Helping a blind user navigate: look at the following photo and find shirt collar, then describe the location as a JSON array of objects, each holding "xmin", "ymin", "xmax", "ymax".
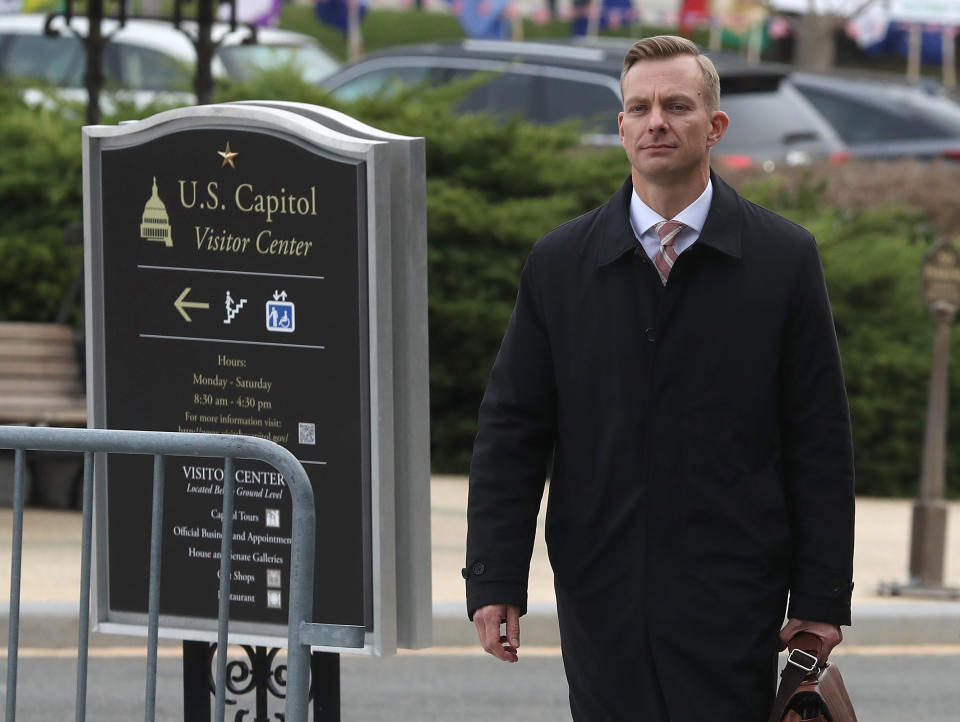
[
  {"xmin": 597, "ymin": 172, "xmax": 741, "ymax": 268},
  {"xmin": 629, "ymin": 179, "xmax": 713, "ymax": 239}
]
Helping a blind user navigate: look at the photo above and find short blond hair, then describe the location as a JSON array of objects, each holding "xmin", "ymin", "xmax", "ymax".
[{"xmin": 620, "ymin": 35, "xmax": 721, "ymax": 114}]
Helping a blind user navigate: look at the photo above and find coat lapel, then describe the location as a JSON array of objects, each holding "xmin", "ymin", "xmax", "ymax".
[
  {"xmin": 697, "ymin": 171, "xmax": 742, "ymax": 259},
  {"xmin": 596, "ymin": 177, "xmax": 638, "ymax": 268}
]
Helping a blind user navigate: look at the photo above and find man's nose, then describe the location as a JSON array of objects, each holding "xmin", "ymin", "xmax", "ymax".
[{"xmin": 647, "ymin": 104, "xmax": 667, "ymax": 132}]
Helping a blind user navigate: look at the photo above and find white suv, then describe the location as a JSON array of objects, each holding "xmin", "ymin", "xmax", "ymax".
[{"xmin": 0, "ymin": 14, "xmax": 339, "ymax": 108}]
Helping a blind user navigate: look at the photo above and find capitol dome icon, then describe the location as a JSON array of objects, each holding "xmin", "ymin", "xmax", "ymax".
[{"xmin": 140, "ymin": 176, "xmax": 173, "ymax": 247}]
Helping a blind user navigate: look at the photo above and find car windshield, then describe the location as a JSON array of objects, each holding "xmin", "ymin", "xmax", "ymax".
[
  {"xmin": 0, "ymin": 32, "xmax": 85, "ymax": 86},
  {"xmin": 793, "ymin": 80, "xmax": 960, "ymax": 144},
  {"xmin": 217, "ymin": 44, "xmax": 338, "ymax": 84}
]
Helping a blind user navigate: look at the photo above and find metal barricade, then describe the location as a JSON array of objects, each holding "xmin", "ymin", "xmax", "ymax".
[{"xmin": 0, "ymin": 426, "xmax": 321, "ymax": 722}]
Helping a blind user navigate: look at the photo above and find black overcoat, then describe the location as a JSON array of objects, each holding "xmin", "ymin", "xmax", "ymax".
[{"xmin": 465, "ymin": 173, "xmax": 855, "ymax": 721}]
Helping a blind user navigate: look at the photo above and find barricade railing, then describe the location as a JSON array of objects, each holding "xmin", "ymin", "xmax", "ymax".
[{"xmin": 0, "ymin": 426, "xmax": 324, "ymax": 722}]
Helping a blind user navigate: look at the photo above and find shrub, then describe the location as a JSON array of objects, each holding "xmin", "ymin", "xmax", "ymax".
[{"xmin": 0, "ymin": 84, "xmax": 84, "ymax": 322}]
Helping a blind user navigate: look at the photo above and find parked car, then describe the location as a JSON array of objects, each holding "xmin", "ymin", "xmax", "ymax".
[
  {"xmin": 790, "ymin": 72, "xmax": 960, "ymax": 161},
  {"xmin": 0, "ymin": 14, "xmax": 339, "ymax": 108},
  {"xmin": 320, "ymin": 39, "xmax": 851, "ymax": 172}
]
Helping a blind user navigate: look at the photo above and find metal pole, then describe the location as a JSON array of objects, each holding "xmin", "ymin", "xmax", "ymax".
[
  {"xmin": 908, "ymin": 302, "xmax": 956, "ymax": 587},
  {"xmin": 586, "ymin": 0, "xmax": 601, "ymax": 39},
  {"xmin": 75, "ymin": 452, "xmax": 95, "ymax": 722},
  {"xmin": 747, "ymin": 21, "xmax": 762, "ymax": 65},
  {"xmin": 944, "ymin": 26, "xmax": 957, "ymax": 90},
  {"xmin": 83, "ymin": 0, "xmax": 104, "ymax": 125},
  {"xmin": 347, "ymin": 0, "xmax": 363, "ymax": 61},
  {"xmin": 195, "ymin": 0, "xmax": 216, "ymax": 104},
  {"xmin": 144, "ymin": 455, "xmax": 165, "ymax": 722},
  {"xmin": 708, "ymin": 5, "xmax": 722, "ymax": 53},
  {"xmin": 907, "ymin": 24, "xmax": 922, "ymax": 82},
  {"xmin": 4, "ymin": 450, "xmax": 26, "ymax": 722},
  {"xmin": 214, "ymin": 457, "xmax": 236, "ymax": 722}
]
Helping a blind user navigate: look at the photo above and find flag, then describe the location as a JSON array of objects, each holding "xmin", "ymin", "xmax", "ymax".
[
  {"xmin": 448, "ymin": 0, "xmax": 512, "ymax": 40},
  {"xmin": 680, "ymin": 0, "xmax": 709, "ymax": 34},
  {"xmin": 315, "ymin": 0, "xmax": 368, "ymax": 34},
  {"xmin": 572, "ymin": 0, "xmax": 633, "ymax": 36}
]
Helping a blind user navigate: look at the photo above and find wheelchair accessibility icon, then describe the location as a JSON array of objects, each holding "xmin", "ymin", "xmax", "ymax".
[{"xmin": 266, "ymin": 291, "xmax": 295, "ymax": 333}]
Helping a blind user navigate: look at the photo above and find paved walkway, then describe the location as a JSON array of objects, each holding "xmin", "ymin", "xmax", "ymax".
[{"xmin": 1, "ymin": 478, "xmax": 958, "ymax": 647}]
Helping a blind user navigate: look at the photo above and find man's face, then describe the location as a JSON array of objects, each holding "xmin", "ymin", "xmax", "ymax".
[{"xmin": 618, "ymin": 55, "xmax": 728, "ymax": 186}]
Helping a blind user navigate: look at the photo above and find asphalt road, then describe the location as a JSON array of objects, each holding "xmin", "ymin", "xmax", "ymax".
[{"xmin": 1, "ymin": 647, "xmax": 959, "ymax": 721}]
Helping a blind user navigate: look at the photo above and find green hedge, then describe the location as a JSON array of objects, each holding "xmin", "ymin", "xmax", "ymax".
[
  {"xmin": 0, "ymin": 86, "xmax": 83, "ymax": 322},
  {"xmin": 0, "ymin": 74, "xmax": 956, "ymax": 496}
]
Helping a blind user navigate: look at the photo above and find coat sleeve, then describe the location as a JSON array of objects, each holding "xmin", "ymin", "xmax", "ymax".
[
  {"xmin": 780, "ymin": 237, "xmax": 856, "ymax": 626},
  {"xmin": 464, "ymin": 248, "xmax": 557, "ymax": 620}
]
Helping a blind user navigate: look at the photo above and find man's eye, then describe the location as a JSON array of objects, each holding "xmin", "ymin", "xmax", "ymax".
[
  {"xmin": 671, "ymin": 104, "xmax": 687, "ymax": 111},
  {"xmin": 631, "ymin": 105, "xmax": 646, "ymax": 112}
]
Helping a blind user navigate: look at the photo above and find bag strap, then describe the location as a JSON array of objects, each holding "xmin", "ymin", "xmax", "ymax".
[{"xmin": 766, "ymin": 633, "xmax": 825, "ymax": 722}]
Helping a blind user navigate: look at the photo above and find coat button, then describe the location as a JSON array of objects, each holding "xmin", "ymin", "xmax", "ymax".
[
  {"xmin": 471, "ymin": 561, "xmax": 486, "ymax": 577},
  {"xmin": 644, "ymin": 328, "xmax": 655, "ymax": 342}
]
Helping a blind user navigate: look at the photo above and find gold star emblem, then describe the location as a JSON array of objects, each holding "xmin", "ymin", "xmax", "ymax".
[{"xmin": 218, "ymin": 141, "xmax": 238, "ymax": 169}]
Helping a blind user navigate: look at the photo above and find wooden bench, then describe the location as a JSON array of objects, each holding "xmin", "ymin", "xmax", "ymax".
[{"xmin": 0, "ymin": 322, "xmax": 86, "ymax": 427}]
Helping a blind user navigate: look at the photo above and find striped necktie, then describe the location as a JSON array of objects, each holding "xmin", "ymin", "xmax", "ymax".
[{"xmin": 654, "ymin": 220, "xmax": 685, "ymax": 285}]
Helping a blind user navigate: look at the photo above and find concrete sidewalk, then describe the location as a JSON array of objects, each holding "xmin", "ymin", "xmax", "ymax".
[{"xmin": 1, "ymin": 478, "xmax": 959, "ymax": 648}]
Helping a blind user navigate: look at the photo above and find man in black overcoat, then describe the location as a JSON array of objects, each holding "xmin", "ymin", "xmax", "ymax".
[{"xmin": 463, "ymin": 35, "xmax": 855, "ymax": 721}]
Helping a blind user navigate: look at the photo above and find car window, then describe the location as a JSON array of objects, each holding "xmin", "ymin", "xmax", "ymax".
[
  {"xmin": 217, "ymin": 44, "xmax": 339, "ymax": 84},
  {"xmin": 718, "ymin": 86, "xmax": 833, "ymax": 154},
  {"xmin": 454, "ymin": 70, "xmax": 536, "ymax": 120},
  {"xmin": 0, "ymin": 32, "xmax": 85, "ymax": 86},
  {"xmin": 330, "ymin": 66, "xmax": 437, "ymax": 101},
  {"xmin": 109, "ymin": 43, "xmax": 192, "ymax": 91},
  {"xmin": 539, "ymin": 76, "xmax": 620, "ymax": 134},
  {"xmin": 794, "ymin": 84, "xmax": 960, "ymax": 143}
]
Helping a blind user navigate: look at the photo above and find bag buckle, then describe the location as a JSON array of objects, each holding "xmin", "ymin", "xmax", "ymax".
[{"xmin": 787, "ymin": 648, "xmax": 819, "ymax": 673}]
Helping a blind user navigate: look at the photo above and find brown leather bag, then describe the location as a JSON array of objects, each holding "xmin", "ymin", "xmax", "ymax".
[{"xmin": 767, "ymin": 633, "xmax": 857, "ymax": 722}]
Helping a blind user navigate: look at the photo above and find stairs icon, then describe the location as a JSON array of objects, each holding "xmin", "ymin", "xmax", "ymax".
[{"xmin": 224, "ymin": 294, "xmax": 247, "ymax": 324}]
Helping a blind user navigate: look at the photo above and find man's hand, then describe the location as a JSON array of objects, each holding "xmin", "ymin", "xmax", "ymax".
[
  {"xmin": 779, "ymin": 618, "xmax": 842, "ymax": 659},
  {"xmin": 474, "ymin": 603, "xmax": 521, "ymax": 663}
]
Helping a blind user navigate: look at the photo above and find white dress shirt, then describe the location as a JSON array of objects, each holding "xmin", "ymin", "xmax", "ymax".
[{"xmin": 628, "ymin": 180, "xmax": 714, "ymax": 262}]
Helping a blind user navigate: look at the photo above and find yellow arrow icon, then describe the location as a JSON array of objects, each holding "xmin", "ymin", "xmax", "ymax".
[{"xmin": 174, "ymin": 287, "xmax": 210, "ymax": 322}]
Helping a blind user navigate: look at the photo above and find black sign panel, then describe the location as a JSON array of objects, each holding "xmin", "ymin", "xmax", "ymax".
[{"xmin": 98, "ymin": 128, "xmax": 369, "ymax": 628}]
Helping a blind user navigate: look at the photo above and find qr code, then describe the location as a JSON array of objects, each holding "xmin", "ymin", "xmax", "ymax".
[{"xmin": 298, "ymin": 422, "xmax": 315, "ymax": 445}]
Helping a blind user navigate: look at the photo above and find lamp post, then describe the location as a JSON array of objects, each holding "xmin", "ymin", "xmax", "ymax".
[{"xmin": 885, "ymin": 239, "xmax": 960, "ymax": 598}]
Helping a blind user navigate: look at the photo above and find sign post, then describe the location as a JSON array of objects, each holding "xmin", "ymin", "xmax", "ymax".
[
  {"xmin": 883, "ymin": 239, "xmax": 960, "ymax": 598},
  {"xmin": 83, "ymin": 103, "xmax": 430, "ymax": 715}
]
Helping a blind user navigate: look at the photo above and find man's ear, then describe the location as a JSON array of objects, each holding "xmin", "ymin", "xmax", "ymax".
[
  {"xmin": 618, "ymin": 111, "xmax": 625, "ymax": 144},
  {"xmin": 706, "ymin": 110, "xmax": 729, "ymax": 148}
]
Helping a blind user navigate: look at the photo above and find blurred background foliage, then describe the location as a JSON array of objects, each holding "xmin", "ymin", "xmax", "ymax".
[{"xmin": 1, "ymin": 67, "xmax": 957, "ymax": 497}]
